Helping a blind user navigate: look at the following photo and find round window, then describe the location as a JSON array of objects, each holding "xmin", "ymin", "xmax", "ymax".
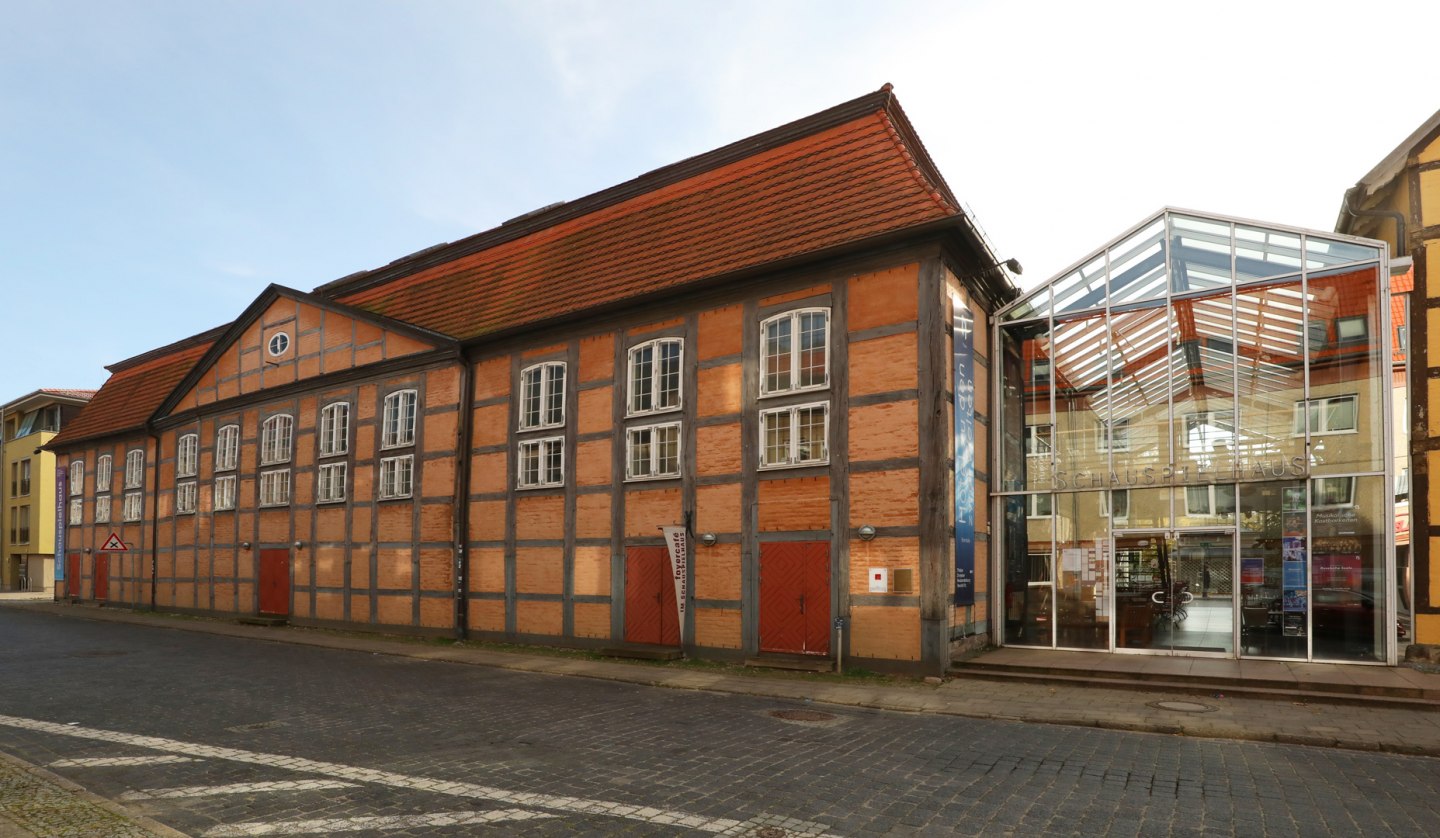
[{"xmin": 267, "ymin": 332, "xmax": 290, "ymax": 356}]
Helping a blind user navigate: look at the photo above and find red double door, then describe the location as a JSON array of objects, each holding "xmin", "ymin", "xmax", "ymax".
[
  {"xmin": 258, "ymin": 549, "xmax": 291, "ymax": 616},
  {"xmin": 759, "ymin": 541, "xmax": 831, "ymax": 656},
  {"xmin": 624, "ymin": 546, "xmax": 680, "ymax": 646}
]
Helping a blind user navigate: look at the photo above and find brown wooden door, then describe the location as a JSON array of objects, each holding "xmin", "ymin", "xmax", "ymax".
[
  {"xmin": 66, "ymin": 554, "xmax": 81, "ymax": 599},
  {"xmin": 624, "ymin": 546, "xmax": 679, "ymax": 646},
  {"xmin": 759, "ymin": 541, "xmax": 831, "ymax": 655},
  {"xmin": 94, "ymin": 554, "xmax": 109, "ymax": 601},
  {"xmin": 258, "ymin": 549, "xmax": 291, "ymax": 616}
]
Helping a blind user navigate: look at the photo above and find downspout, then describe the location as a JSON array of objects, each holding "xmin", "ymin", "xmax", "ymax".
[
  {"xmin": 1344, "ymin": 186, "xmax": 1407, "ymax": 254},
  {"xmin": 452, "ymin": 351, "xmax": 474, "ymax": 640},
  {"xmin": 148, "ymin": 424, "xmax": 160, "ymax": 612}
]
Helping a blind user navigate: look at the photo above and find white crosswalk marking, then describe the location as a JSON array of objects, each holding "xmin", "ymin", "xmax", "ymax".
[
  {"xmin": 202, "ymin": 809, "xmax": 557, "ymax": 836},
  {"xmin": 122, "ymin": 780, "xmax": 357, "ymax": 800},
  {"xmin": 49, "ymin": 756, "xmax": 200, "ymax": 768}
]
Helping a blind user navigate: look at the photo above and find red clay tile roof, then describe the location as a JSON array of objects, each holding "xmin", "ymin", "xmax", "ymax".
[
  {"xmin": 47, "ymin": 339, "xmax": 215, "ymax": 449},
  {"xmin": 38, "ymin": 388, "xmax": 97, "ymax": 401},
  {"xmin": 334, "ymin": 103, "xmax": 962, "ymax": 340}
]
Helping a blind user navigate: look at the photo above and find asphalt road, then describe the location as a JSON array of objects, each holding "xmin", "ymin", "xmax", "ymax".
[{"xmin": 1, "ymin": 606, "xmax": 1438, "ymax": 837}]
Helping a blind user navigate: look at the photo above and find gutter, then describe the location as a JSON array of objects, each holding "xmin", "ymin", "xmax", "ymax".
[{"xmin": 1343, "ymin": 186, "xmax": 1408, "ymax": 254}]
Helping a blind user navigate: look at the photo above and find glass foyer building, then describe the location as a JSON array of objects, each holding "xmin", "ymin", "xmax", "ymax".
[{"xmin": 993, "ymin": 209, "xmax": 1397, "ymax": 664}]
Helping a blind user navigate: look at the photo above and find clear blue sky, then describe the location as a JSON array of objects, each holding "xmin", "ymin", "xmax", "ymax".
[{"xmin": 3, "ymin": 0, "xmax": 1438, "ymax": 395}]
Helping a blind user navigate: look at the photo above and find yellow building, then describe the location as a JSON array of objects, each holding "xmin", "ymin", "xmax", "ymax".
[
  {"xmin": 0, "ymin": 390, "xmax": 94, "ymax": 593},
  {"xmin": 1337, "ymin": 109, "xmax": 1440, "ymax": 651}
]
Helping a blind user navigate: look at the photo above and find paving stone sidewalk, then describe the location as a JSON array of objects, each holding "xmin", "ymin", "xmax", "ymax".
[
  {"xmin": 15, "ymin": 602, "xmax": 1440, "ymax": 759},
  {"xmin": 0, "ymin": 750, "xmax": 184, "ymax": 838}
]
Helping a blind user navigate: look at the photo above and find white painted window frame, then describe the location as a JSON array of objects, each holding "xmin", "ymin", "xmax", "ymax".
[
  {"xmin": 215, "ymin": 425, "xmax": 240, "ymax": 472},
  {"xmin": 378, "ymin": 455, "xmax": 413, "ymax": 500},
  {"xmin": 124, "ymin": 449, "xmax": 145, "ymax": 489},
  {"xmin": 517, "ymin": 436, "xmax": 565, "ymax": 489},
  {"xmin": 95, "ymin": 454, "xmax": 112, "ymax": 493},
  {"xmin": 175, "ymin": 481, "xmax": 197, "ymax": 515},
  {"xmin": 758, "ymin": 401, "xmax": 830, "ymax": 469},
  {"xmin": 625, "ymin": 421, "xmax": 682, "ymax": 481},
  {"xmin": 758, "ymin": 307, "xmax": 830, "ymax": 398},
  {"xmin": 319, "ymin": 402, "xmax": 350, "ymax": 457},
  {"xmin": 381, "ymin": 390, "xmax": 418, "ymax": 449},
  {"xmin": 318, "ymin": 461, "xmax": 348, "ymax": 504},
  {"xmin": 259, "ymin": 468, "xmax": 291, "ymax": 507},
  {"xmin": 260, "ymin": 414, "xmax": 294, "ymax": 466},
  {"xmin": 519, "ymin": 363, "xmax": 567, "ymax": 430},
  {"xmin": 176, "ymin": 433, "xmax": 199, "ymax": 478},
  {"xmin": 627, "ymin": 338, "xmax": 684, "ymax": 416},
  {"xmin": 68, "ymin": 460, "xmax": 84, "ymax": 495},
  {"xmin": 213, "ymin": 475, "xmax": 237, "ymax": 511}
]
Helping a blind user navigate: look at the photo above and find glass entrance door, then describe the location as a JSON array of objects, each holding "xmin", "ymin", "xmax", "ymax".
[{"xmin": 1114, "ymin": 530, "xmax": 1233, "ymax": 655}]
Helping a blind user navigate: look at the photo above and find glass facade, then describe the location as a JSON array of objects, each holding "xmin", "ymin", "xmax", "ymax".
[{"xmin": 995, "ymin": 210, "xmax": 1394, "ymax": 664}]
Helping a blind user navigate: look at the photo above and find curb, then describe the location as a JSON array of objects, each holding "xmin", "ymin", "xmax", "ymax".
[{"xmin": 0, "ymin": 750, "xmax": 189, "ymax": 838}]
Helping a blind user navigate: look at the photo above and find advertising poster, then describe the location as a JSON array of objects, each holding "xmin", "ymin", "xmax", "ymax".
[
  {"xmin": 661, "ymin": 526, "xmax": 688, "ymax": 644},
  {"xmin": 1240, "ymin": 557, "xmax": 1264, "ymax": 586},
  {"xmin": 952, "ymin": 300, "xmax": 975, "ymax": 606},
  {"xmin": 54, "ymin": 466, "xmax": 67, "ymax": 585}
]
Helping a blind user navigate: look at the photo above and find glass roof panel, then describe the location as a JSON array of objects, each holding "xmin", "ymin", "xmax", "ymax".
[
  {"xmin": 1052, "ymin": 256, "xmax": 1107, "ymax": 315},
  {"xmin": 1108, "ymin": 219, "xmax": 1167, "ymax": 306},
  {"xmin": 1001, "ymin": 285, "xmax": 1051, "ymax": 322},
  {"xmin": 1169, "ymin": 215, "xmax": 1233, "ymax": 294},
  {"xmin": 1235, "ymin": 224, "xmax": 1303, "ymax": 284},
  {"xmin": 1304, "ymin": 235, "xmax": 1381, "ymax": 269}
]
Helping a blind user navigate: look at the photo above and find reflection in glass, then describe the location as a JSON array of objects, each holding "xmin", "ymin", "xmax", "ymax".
[
  {"xmin": 1235, "ymin": 280, "xmax": 1306, "ymax": 477},
  {"xmin": 1104, "ymin": 306, "xmax": 1172, "ymax": 475},
  {"xmin": 1053, "ymin": 256, "xmax": 1107, "ymax": 315},
  {"xmin": 1054, "ymin": 492, "xmax": 1108, "ymax": 649},
  {"xmin": 1305, "ymin": 265, "xmax": 1384, "ymax": 476},
  {"xmin": 1235, "ymin": 225, "xmax": 1303, "ymax": 283},
  {"xmin": 1312, "ymin": 475, "xmax": 1386, "ymax": 662},
  {"xmin": 1000, "ymin": 322, "xmax": 1053, "ymax": 492},
  {"xmin": 1109, "ymin": 219, "xmax": 1166, "ymax": 305},
  {"xmin": 1003, "ymin": 495, "xmax": 1053, "ymax": 646},
  {"xmin": 1239, "ymin": 481, "xmax": 1306, "ymax": 659},
  {"xmin": 1171, "ymin": 288, "xmax": 1237, "ymax": 481},
  {"xmin": 1051, "ymin": 311, "xmax": 1109, "ymax": 482},
  {"xmin": 1169, "ymin": 215, "xmax": 1233, "ymax": 294}
]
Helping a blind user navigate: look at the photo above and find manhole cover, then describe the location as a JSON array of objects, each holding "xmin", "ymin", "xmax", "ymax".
[
  {"xmin": 1149, "ymin": 700, "xmax": 1216, "ymax": 713},
  {"xmin": 767, "ymin": 709, "xmax": 837, "ymax": 723},
  {"xmin": 66, "ymin": 650, "xmax": 129, "ymax": 658}
]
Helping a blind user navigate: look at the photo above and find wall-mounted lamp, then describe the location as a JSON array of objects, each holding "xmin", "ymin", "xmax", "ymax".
[
  {"xmin": 293, "ymin": 540, "xmax": 306, "ymax": 550},
  {"xmin": 240, "ymin": 541, "xmax": 252, "ymax": 551},
  {"xmin": 987, "ymin": 257, "xmax": 1023, "ymax": 276},
  {"xmin": 699, "ymin": 533, "xmax": 718, "ymax": 547},
  {"xmin": 84, "ymin": 547, "xmax": 92, "ymax": 555},
  {"xmin": 857, "ymin": 525, "xmax": 877, "ymax": 541}
]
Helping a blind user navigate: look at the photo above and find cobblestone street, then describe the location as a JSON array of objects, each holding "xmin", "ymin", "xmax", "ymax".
[{"xmin": 3, "ymin": 606, "xmax": 1439, "ymax": 836}]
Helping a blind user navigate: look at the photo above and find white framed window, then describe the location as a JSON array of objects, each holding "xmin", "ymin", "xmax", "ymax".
[
  {"xmin": 319, "ymin": 402, "xmax": 350, "ymax": 457},
  {"xmin": 1026, "ymin": 493, "xmax": 1052, "ymax": 517},
  {"xmin": 1031, "ymin": 358, "xmax": 1052, "ymax": 385},
  {"xmin": 68, "ymin": 460, "xmax": 84, "ymax": 495},
  {"xmin": 260, "ymin": 414, "xmax": 294, "ymax": 465},
  {"xmin": 267, "ymin": 331, "xmax": 290, "ymax": 356},
  {"xmin": 626, "ymin": 422, "xmax": 681, "ymax": 480},
  {"xmin": 213, "ymin": 475, "xmax": 237, "ymax": 511},
  {"xmin": 259, "ymin": 469, "xmax": 291, "ymax": 507},
  {"xmin": 378, "ymin": 455, "xmax": 413, "ymax": 499},
  {"xmin": 124, "ymin": 449, "xmax": 145, "ymax": 488},
  {"xmin": 1336, "ymin": 315, "xmax": 1368, "ymax": 344},
  {"xmin": 318, "ymin": 462, "xmax": 347, "ymax": 503},
  {"xmin": 1183, "ymin": 410, "xmax": 1234, "ymax": 452},
  {"xmin": 1312, "ymin": 476, "xmax": 1356, "ymax": 508},
  {"xmin": 519, "ymin": 363, "xmax": 566, "ymax": 430},
  {"xmin": 518, "ymin": 437, "xmax": 564, "ymax": 489},
  {"xmin": 760, "ymin": 308, "xmax": 829, "ymax": 396},
  {"xmin": 175, "ymin": 482, "xmax": 197, "ymax": 515},
  {"xmin": 1024, "ymin": 424, "xmax": 1052, "ymax": 458},
  {"xmin": 381, "ymin": 390, "xmax": 418, "ymax": 449},
  {"xmin": 96, "ymin": 454, "xmax": 112, "ymax": 493},
  {"xmin": 176, "ymin": 433, "xmax": 199, "ymax": 478},
  {"xmin": 759, "ymin": 402, "xmax": 829, "ymax": 469},
  {"xmin": 1293, "ymin": 395, "xmax": 1357, "ymax": 436},
  {"xmin": 1185, "ymin": 483, "xmax": 1237, "ymax": 516},
  {"xmin": 1096, "ymin": 418, "xmax": 1131, "ymax": 453},
  {"xmin": 95, "ymin": 495, "xmax": 111, "ymax": 524},
  {"xmin": 67, "ymin": 497, "xmax": 82, "ymax": 526},
  {"xmin": 1100, "ymin": 489, "xmax": 1129, "ymax": 522},
  {"xmin": 122, "ymin": 491, "xmax": 143, "ymax": 522},
  {"xmin": 628, "ymin": 338, "xmax": 683, "ymax": 415},
  {"xmin": 215, "ymin": 425, "xmax": 240, "ymax": 472}
]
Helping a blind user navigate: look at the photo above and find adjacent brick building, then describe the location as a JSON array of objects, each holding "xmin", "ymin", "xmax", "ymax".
[{"xmin": 46, "ymin": 86, "xmax": 1015, "ymax": 675}]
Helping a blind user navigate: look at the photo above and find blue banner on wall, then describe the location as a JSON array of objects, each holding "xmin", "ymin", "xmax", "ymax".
[
  {"xmin": 953, "ymin": 301, "xmax": 975, "ymax": 606},
  {"xmin": 55, "ymin": 465, "xmax": 66, "ymax": 583}
]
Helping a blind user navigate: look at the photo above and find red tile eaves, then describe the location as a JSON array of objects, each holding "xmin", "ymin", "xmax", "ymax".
[{"xmin": 47, "ymin": 341, "xmax": 214, "ymax": 450}]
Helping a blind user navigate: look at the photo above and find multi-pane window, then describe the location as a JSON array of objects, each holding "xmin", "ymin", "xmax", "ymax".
[
  {"xmin": 259, "ymin": 469, "xmax": 291, "ymax": 506},
  {"xmin": 760, "ymin": 309, "xmax": 829, "ymax": 395},
  {"xmin": 1185, "ymin": 483, "xmax": 1237, "ymax": 516},
  {"xmin": 68, "ymin": 460, "xmax": 83, "ymax": 495},
  {"xmin": 626, "ymin": 422, "xmax": 681, "ymax": 480},
  {"xmin": 95, "ymin": 455, "xmax": 112, "ymax": 494},
  {"xmin": 1336, "ymin": 315, "xmax": 1368, "ymax": 344},
  {"xmin": 1293, "ymin": 395, "xmax": 1357, "ymax": 435},
  {"xmin": 1100, "ymin": 489, "xmax": 1129, "ymax": 521},
  {"xmin": 176, "ymin": 433, "xmax": 198, "ymax": 478},
  {"xmin": 68, "ymin": 497, "xmax": 82, "ymax": 525},
  {"xmin": 1026, "ymin": 494, "xmax": 1052, "ymax": 517},
  {"xmin": 519, "ymin": 363, "xmax": 566, "ymax": 429},
  {"xmin": 318, "ymin": 462, "xmax": 348, "ymax": 503},
  {"xmin": 628, "ymin": 339, "xmax": 682, "ymax": 415},
  {"xmin": 1312, "ymin": 476, "xmax": 1356, "ymax": 508},
  {"xmin": 759, "ymin": 403, "xmax": 829, "ymax": 468},
  {"xmin": 1096, "ymin": 418, "xmax": 1131, "ymax": 453},
  {"xmin": 1024, "ymin": 424, "xmax": 1052, "ymax": 457},
  {"xmin": 319, "ymin": 402, "xmax": 350, "ymax": 456},
  {"xmin": 260, "ymin": 415, "xmax": 294, "ymax": 464},
  {"xmin": 122, "ymin": 491, "xmax": 143, "ymax": 522},
  {"xmin": 213, "ymin": 475, "xmax": 237, "ymax": 511},
  {"xmin": 95, "ymin": 495, "xmax": 111, "ymax": 524},
  {"xmin": 175, "ymin": 481, "xmax": 197, "ymax": 515},
  {"xmin": 378, "ymin": 456, "xmax": 413, "ymax": 500},
  {"xmin": 381, "ymin": 391, "xmax": 417, "ymax": 448},
  {"xmin": 1183, "ymin": 411, "xmax": 1234, "ymax": 452},
  {"xmin": 518, "ymin": 438, "xmax": 564, "ymax": 489},
  {"xmin": 124, "ymin": 450, "xmax": 145, "ymax": 488},
  {"xmin": 9, "ymin": 460, "xmax": 30, "ymax": 496},
  {"xmin": 215, "ymin": 425, "xmax": 240, "ymax": 472}
]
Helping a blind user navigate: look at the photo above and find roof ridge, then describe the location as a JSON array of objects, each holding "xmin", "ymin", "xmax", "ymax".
[{"xmin": 106, "ymin": 324, "xmax": 231, "ymax": 373}]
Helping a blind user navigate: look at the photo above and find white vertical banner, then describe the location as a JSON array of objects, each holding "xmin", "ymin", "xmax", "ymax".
[{"xmin": 661, "ymin": 526, "xmax": 688, "ymax": 645}]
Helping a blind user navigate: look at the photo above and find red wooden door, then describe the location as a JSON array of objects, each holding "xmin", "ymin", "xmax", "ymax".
[
  {"xmin": 94, "ymin": 554, "xmax": 109, "ymax": 601},
  {"xmin": 624, "ymin": 546, "xmax": 679, "ymax": 646},
  {"xmin": 66, "ymin": 554, "xmax": 81, "ymax": 599},
  {"xmin": 759, "ymin": 541, "xmax": 831, "ymax": 655},
  {"xmin": 258, "ymin": 549, "xmax": 291, "ymax": 616}
]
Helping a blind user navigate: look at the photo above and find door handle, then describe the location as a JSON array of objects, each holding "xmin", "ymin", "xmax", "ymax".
[
  {"xmin": 1151, "ymin": 591, "xmax": 1165, "ymax": 605},
  {"xmin": 1181, "ymin": 591, "xmax": 1194, "ymax": 604}
]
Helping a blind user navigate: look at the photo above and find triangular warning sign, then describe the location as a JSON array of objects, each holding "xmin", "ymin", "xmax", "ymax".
[{"xmin": 100, "ymin": 532, "xmax": 128, "ymax": 551}]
